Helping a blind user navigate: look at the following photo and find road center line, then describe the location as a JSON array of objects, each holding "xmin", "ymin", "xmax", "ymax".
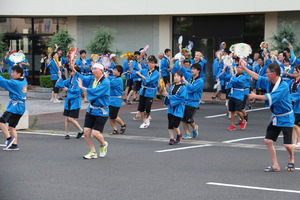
[
  {"xmin": 155, "ymin": 144, "xmax": 212, "ymax": 153},
  {"xmin": 205, "ymin": 107, "xmax": 269, "ymax": 119},
  {"xmin": 207, "ymin": 182, "xmax": 300, "ymax": 194}
]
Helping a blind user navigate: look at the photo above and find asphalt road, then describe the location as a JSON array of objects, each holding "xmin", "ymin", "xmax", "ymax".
[{"xmin": 1, "ymin": 103, "xmax": 300, "ymax": 200}]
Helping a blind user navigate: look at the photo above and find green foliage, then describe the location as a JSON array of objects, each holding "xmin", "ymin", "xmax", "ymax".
[
  {"xmin": 270, "ymin": 21, "xmax": 300, "ymax": 55},
  {"xmin": 0, "ymin": 73, "xmax": 10, "ymax": 79},
  {"xmin": 0, "ymin": 34, "xmax": 8, "ymax": 59},
  {"xmin": 39, "ymin": 75, "xmax": 53, "ymax": 88},
  {"xmin": 86, "ymin": 26, "xmax": 116, "ymax": 54},
  {"xmin": 47, "ymin": 30, "xmax": 75, "ymax": 56}
]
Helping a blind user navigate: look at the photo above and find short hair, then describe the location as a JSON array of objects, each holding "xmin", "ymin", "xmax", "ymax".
[
  {"xmin": 283, "ymin": 48, "xmax": 290, "ymax": 53},
  {"xmin": 164, "ymin": 48, "xmax": 171, "ymax": 54},
  {"xmin": 283, "ymin": 58, "xmax": 290, "ymax": 63},
  {"xmin": 104, "ymin": 50, "xmax": 111, "ymax": 55},
  {"xmin": 12, "ymin": 65, "xmax": 24, "ymax": 76},
  {"xmin": 294, "ymin": 65, "xmax": 300, "ymax": 73},
  {"xmin": 114, "ymin": 65, "xmax": 123, "ymax": 75},
  {"xmin": 191, "ymin": 63, "xmax": 202, "ymax": 72},
  {"xmin": 74, "ymin": 66, "xmax": 81, "ymax": 73},
  {"xmin": 134, "ymin": 51, "xmax": 141, "ymax": 56},
  {"xmin": 79, "ymin": 50, "xmax": 86, "ymax": 55},
  {"xmin": 183, "ymin": 59, "xmax": 191, "ymax": 64},
  {"xmin": 41, "ymin": 51, "xmax": 47, "ymax": 56},
  {"xmin": 175, "ymin": 71, "xmax": 183, "ymax": 78},
  {"xmin": 267, "ymin": 63, "xmax": 281, "ymax": 76},
  {"xmin": 148, "ymin": 55, "xmax": 158, "ymax": 63},
  {"xmin": 257, "ymin": 56, "xmax": 264, "ymax": 60},
  {"xmin": 51, "ymin": 52, "xmax": 57, "ymax": 58}
]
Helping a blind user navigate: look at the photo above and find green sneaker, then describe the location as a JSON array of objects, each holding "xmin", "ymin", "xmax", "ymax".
[
  {"xmin": 99, "ymin": 141, "xmax": 108, "ymax": 158},
  {"xmin": 182, "ymin": 133, "xmax": 192, "ymax": 139},
  {"xmin": 83, "ymin": 151, "xmax": 98, "ymax": 159}
]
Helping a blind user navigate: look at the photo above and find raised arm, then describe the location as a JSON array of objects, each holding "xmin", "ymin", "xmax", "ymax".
[{"xmin": 239, "ymin": 60, "xmax": 259, "ymax": 80}]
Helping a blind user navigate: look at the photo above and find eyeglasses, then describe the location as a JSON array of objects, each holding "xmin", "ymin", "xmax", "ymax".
[{"xmin": 266, "ymin": 71, "xmax": 274, "ymax": 74}]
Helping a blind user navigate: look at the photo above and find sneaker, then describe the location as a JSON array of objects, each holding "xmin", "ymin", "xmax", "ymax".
[
  {"xmin": 175, "ymin": 134, "xmax": 182, "ymax": 144},
  {"xmin": 58, "ymin": 97, "xmax": 64, "ymax": 100},
  {"xmin": 76, "ymin": 131, "xmax": 84, "ymax": 139},
  {"xmin": 239, "ymin": 121, "xmax": 247, "ymax": 130},
  {"xmin": 126, "ymin": 100, "xmax": 132, "ymax": 105},
  {"xmin": 146, "ymin": 117, "xmax": 150, "ymax": 126},
  {"xmin": 50, "ymin": 99, "xmax": 54, "ymax": 102},
  {"xmin": 139, "ymin": 123, "xmax": 148, "ymax": 129},
  {"xmin": 53, "ymin": 99, "xmax": 62, "ymax": 103},
  {"xmin": 3, "ymin": 137, "xmax": 15, "ymax": 150},
  {"xmin": 192, "ymin": 125, "xmax": 199, "ymax": 138},
  {"xmin": 169, "ymin": 139, "xmax": 175, "ymax": 145},
  {"xmin": 99, "ymin": 141, "xmax": 108, "ymax": 158},
  {"xmin": 65, "ymin": 135, "xmax": 70, "ymax": 139},
  {"xmin": 182, "ymin": 133, "xmax": 192, "ymax": 139},
  {"xmin": 227, "ymin": 125, "xmax": 236, "ymax": 131},
  {"xmin": 293, "ymin": 143, "xmax": 300, "ymax": 149},
  {"xmin": 3, "ymin": 145, "xmax": 19, "ymax": 151},
  {"xmin": 83, "ymin": 151, "xmax": 98, "ymax": 159}
]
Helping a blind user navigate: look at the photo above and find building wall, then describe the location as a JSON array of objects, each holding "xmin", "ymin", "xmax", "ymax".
[
  {"xmin": 74, "ymin": 16, "xmax": 160, "ymax": 62},
  {"xmin": 1, "ymin": 0, "xmax": 300, "ymax": 16}
]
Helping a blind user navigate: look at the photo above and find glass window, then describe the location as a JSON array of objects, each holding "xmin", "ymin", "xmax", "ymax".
[{"xmin": 0, "ymin": 18, "xmax": 32, "ymax": 34}]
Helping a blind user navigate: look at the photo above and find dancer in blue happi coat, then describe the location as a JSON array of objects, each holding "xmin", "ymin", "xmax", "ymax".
[
  {"xmin": 180, "ymin": 63, "xmax": 204, "ymax": 139},
  {"xmin": 107, "ymin": 65, "xmax": 126, "ymax": 135},
  {"xmin": 136, "ymin": 55, "xmax": 159, "ymax": 129},
  {"xmin": 56, "ymin": 66, "xmax": 84, "ymax": 140},
  {"xmin": 0, "ymin": 65, "xmax": 27, "ymax": 151},
  {"xmin": 164, "ymin": 71, "xmax": 187, "ymax": 145},
  {"xmin": 72, "ymin": 62, "xmax": 110, "ymax": 159},
  {"xmin": 241, "ymin": 61, "xmax": 295, "ymax": 172}
]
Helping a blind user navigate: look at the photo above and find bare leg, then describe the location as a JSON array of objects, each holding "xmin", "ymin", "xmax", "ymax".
[
  {"xmin": 182, "ymin": 122, "xmax": 190, "ymax": 135},
  {"xmin": 84, "ymin": 128, "xmax": 96, "ymax": 152},
  {"xmin": 92, "ymin": 130, "xmax": 106, "ymax": 146},
  {"xmin": 168, "ymin": 129, "xmax": 174, "ymax": 139},
  {"xmin": 109, "ymin": 118, "xmax": 117, "ymax": 131},
  {"xmin": 115, "ymin": 117, "xmax": 125, "ymax": 126},
  {"xmin": 284, "ymin": 144, "xmax": 295, "ymax": 165},
  {"xmin": 230, "ymin": 111, "xmax": 236, "ymax": 126},
  {"xmin": 140, "ymin": 112, "xmax": 146, "ymax": 124},
  {"xmin": 9, "ymin": 127, "xmax": 18, "ymax": 144},
  {"xmin": 65, "ymin": 117, "xmax": 70, "ymax": 134},
  {"xmin": 0, "ymin": 122, "xmax": 10, "ymax": 138},
  {"xmin": 68, "ymin": 117, "xmax": 83, "ymax": 132},
  {"xmin": 264, "ymin": 139, "xmax": 280, "ymax": 170}
]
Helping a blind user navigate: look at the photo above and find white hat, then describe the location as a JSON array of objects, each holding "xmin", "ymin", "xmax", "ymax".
[
  {"xmin": 92, "ymin": 63, "xmax": 104, "ymax": 70},
  {"xmin": 110, "ymin": 54, "xmax": 116, "ymax": 59}
]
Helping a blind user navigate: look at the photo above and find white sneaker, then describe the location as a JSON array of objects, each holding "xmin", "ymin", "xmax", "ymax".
[
  {"xmin": 83, "ymin": 151, "xmax": 98, "ymax": 159},
  {"xmin": 146, "ymin": 117, "xmax": 150, "ymax": 126},
  {"xmin": 53, "ymin": 99, "xmax": 62, "ymax": 103},
  {"xmin": 139, "ymin": 123, "xmax": 148, "ymax": 129},
  {"xmin": 294, "ymin": 143, "xmax": 300, "ymax": 149},
  {"xmin": 99, "ymin": 141, "xmax": 108, "ymax": 158},
  {"xmin": 50, "ymin": 99, "xmax": 54, "ymax": 102}
]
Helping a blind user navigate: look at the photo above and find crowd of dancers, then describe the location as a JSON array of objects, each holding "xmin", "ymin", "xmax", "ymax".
[{"xmin": 0, "ymin": 40, "xmax": 299, "ymax": 171}]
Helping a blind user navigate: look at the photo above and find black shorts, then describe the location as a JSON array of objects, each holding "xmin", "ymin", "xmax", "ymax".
[
  {"xmin": 163, "ymin": 76, "xmax": 170, "ymax": 84},
  {"xmin": 168, "ymin": 114, "xmax": 182, "ymax": 129},
  {"xmin": 63, "ymin": 109, "xmax": 80, "ymax": 119},
  {"xmin": 294, "ymin": 113, "xmax": 300, "ymax": 126},
  {"xmin": 228, "ymin": 97, "xmax": 244, "ymax": 112},
  {"xmin": 265, "ymin": 122, "xmax": 293, "ymax": 144},
  {"xmin": 0, "ymin": 111, "xmax": 23, "ymax": 128},
  {"xmin": 109, "ymin": 106, "xmax": 120, "ymax": 119},
  {"xmin": 52, "ymin": 80, "xmax": 59, "ymax": 93},
  {"xmin": 225, "ymin": 89, "xmax": 231, "ymax": 99},
  {"xmin": 221, "ymin": 85, "xmax": 226, "ymax": 94},
  {"xmin": 182, "ymin": 105, "xmax": 197, "ymax": 124},
  {"xmin": 137, "ymin": 96, "xmax": 153, "ymax": 113},
  {"xmin": 126, "ymin": 79, "xmax": 133, "ymax": 87},
  {"xmin": 84, "ymin": 112, "xmax": 108, "ymax": 132},
  {"xmin": 133, "ymin": 81, "xmax": 141, "ymax": 92}
]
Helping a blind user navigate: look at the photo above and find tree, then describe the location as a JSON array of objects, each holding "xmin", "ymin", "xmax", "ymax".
[
  {"xmin": 47, "ymin": 29, "xmax": 75, "ymax": 56},
  {"xmin": 0, "ymin": 33, "xmax": 8, "ymax": 60},
  {"xmin": 86, "ymin": 26, "xmax": 116, "ymax": 54},
  {"xmin": 270, "ymin": 21, "xmax": 300, "ymax": 55}
]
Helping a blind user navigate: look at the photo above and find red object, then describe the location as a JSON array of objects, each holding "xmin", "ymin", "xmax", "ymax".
[{"xmin": 227, "ymin": 125, "xmax": 236, "ymax": 131}]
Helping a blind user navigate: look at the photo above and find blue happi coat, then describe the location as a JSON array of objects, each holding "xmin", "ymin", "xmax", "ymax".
[
  {"xmin": 109, "ymin": 76, "xmax": 123, "ymax": 107},
  {"xmin": 160, "ymin": 57, "xmax": 170, "ymax": 77},
  {"xmin": 55, "ymin": 74, "xmax": 82, "ymax": 111},
  {"xmin": 257, "ymin": 76, "xmax": 294, "ymax": 127},
  {"xmin": 166, "ymin": 84, "xmax": 187, "ymax": 118},
  {"xmin": 227, "ymin": 72, "xmax": 250, "ymax": 101},
  {"xmin": 76, "ymin": 72, "xmax": 110, "ymax": 117},
  {"xmin": 0, "ymin": 76, "xmax": 27, "ymax": 115},
  {"xmin": 139, "ymin": 69, "xmax": 159, "ymax": 98},
  {"xmin": 75, "ymin": 58, "xmax": 92, "ymax": 75}
]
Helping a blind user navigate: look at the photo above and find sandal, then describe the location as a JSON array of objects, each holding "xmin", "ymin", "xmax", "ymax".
[
  {"xmin": 109, "ymin": 130, "xmax": 119, "ymax": 135},
  {"xmin": 286, "ymin": 163, "xmax": 295, "ymax": 172},
  {"xmin": 264, "ymin": 165, "xmax": 280, "ymax": 172},
  {"xmin": 119, "ymin": 124, "xmax": 126, "ymax": 134}
]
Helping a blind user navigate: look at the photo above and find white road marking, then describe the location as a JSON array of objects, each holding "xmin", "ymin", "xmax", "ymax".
[
  {"xmin": 155, "ymin": 144, "xmax": 212, "ymax": 153},
  {"xmin": 207, "ymin": 182, "xmax": 300, "ymax": 194},
  {"xmin": 131, "ymin": 107, "xmax": 167, "ymax": 114},
  {"xmin": 205, "ymin": 107, "xmax": 269, "ymax": 119},
  {"xmin": 223, "ymin": 135, "xmax": 283, "ymax": 143}
]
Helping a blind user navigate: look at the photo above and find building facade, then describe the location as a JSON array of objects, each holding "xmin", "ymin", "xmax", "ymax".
[{"xmin": 1, "ymin": 0, "xmax": 300, "ymax": 88}]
